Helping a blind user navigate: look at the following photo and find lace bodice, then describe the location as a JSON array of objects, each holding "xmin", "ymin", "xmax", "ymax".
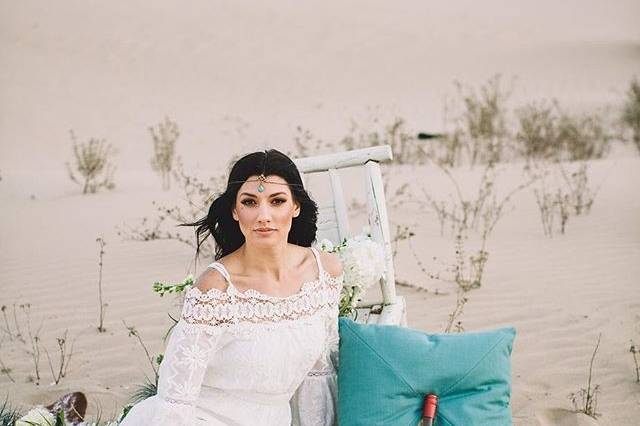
[
  {"xmin": 120, "ymin": 246, "xmax": 343, "ymax": 426},
  {"xmin": 182, "ymin": 266, "xmax": 342, "ymax": 331}
]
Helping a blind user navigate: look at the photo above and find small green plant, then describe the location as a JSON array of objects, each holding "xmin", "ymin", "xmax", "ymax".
[
  {"xmin": 149, "ymin": 117, "xmax": 180, "ymax": 190},
  {"xmin": 0, "ymin": 395, "xmax": 21, "ymax": 426},
  {"xmin": 622, "ymin": 76, "xmax": 640, "ymax": 153},
  {"xmin": 152, "ymin": 274, "xmax": 194, "ymax": 297},
  {"xmin": 569, "ymin": 333, "xmax": 602, "ymax": 419},
  {"xmin": 65, "ymin": 130, "xmax": 116, "ymax": 194},
  {"xmin": 130, "ymin": 374, "xmax": 158, "ymax": 405}
]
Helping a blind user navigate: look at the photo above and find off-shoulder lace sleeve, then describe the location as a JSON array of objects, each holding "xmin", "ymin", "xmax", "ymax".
[
  {"xmin": 145, "ymin": 287, "xmax": 229, "ymax": 425},
  {"xmin": 290, "ymin": 272, "xmax": 343, "ymax": 426}
]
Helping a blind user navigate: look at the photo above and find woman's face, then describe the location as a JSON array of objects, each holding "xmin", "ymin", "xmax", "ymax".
[{"xmin": 232, "ymin": 174, "xmax": 300, "ymax": 245}]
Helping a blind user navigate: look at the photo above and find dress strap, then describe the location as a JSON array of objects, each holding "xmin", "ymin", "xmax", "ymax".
[
  {"xmin": 309, "ymin": 246, "xmax": 324, "ymax": 281},
  {"xmin": 206, "ymin": 261, "xmax": 232, "ymax": 285}
]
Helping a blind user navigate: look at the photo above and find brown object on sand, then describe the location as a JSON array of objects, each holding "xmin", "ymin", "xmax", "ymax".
[{"xmin": 45, "ymin": 392, "xmax": 87, "ymax": 425}]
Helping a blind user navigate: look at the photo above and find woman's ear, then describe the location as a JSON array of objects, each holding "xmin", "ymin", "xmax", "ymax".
[{"xmin": 293, "ymin": 201, "xmax": 300, "ymax": 217}]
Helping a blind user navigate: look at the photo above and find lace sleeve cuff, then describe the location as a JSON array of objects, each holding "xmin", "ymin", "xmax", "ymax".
[{"xmin": 148, "ymin": 396, "xmax": 196, "ymax": 425}]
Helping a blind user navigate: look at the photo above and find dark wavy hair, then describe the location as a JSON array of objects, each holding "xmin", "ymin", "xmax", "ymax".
[{"xmin": 181, "ymin": 149, "xmax": 318, "ymax": 262}]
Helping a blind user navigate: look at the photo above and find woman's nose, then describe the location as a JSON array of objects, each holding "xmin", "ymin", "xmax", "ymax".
[{"xmin": 257, "ymin": 202, "xmax": 273, "ymax": 220}]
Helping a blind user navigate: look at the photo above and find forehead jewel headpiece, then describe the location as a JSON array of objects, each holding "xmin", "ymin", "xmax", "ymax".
[{"xmin": 227, "ymin": 150, "xmax": 304, "ymax": 193}]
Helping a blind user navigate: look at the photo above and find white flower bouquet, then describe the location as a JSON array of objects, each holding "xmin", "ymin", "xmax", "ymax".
[
  {"xmin": 315, "ymin": 226, "xmax": 386, "ymax": 319},
  {"xmin": 16, "ymin": 407, "xmax": 56, "ymax": 426},
  {"xmin": 16, "ymin": 405, "xmax": 121, "ymax": 426}
]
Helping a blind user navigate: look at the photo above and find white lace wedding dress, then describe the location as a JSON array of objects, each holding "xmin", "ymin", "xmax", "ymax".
[{"xmin": 120, "ymin": 246, "xmax": 343, "ymax": 426}]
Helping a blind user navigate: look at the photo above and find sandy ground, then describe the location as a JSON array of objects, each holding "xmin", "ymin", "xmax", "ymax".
[
  {"xmin": 1, "ymin": 1, "xmax": 640, "ymax": 424},
  {"xmin": 1, "ymin": 153, "xmax": 639, "ymax": 425}
]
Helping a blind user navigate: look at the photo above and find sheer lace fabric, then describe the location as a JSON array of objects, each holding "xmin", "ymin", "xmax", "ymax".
[{"xmin": 120, "ymin": 247, "xmax": 342, "ymax": 426}]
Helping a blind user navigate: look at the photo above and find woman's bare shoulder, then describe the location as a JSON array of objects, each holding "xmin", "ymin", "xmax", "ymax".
[
  {"xmin": 194, "ymin": 264, "xmax": 230, "ymax": 293},
  {"xmin": 318, "ymin": 250, "xmax": 343, "ymax": 278}
]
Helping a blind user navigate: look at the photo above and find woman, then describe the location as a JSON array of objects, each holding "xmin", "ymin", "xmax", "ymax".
[{"xmin": 120, "ymin": 149, "xmax": 344, "ymax": 426}]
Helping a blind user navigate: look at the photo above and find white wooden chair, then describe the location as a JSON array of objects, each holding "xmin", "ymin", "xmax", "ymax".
[{"xmin": 294, "ymin": 145, "xmax": 408, "ymax": 327}]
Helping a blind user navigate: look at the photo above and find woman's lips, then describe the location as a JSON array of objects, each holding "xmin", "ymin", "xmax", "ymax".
[{"xmin": 255, "ymin": 229, "xmax": 275, "ymax": 234}]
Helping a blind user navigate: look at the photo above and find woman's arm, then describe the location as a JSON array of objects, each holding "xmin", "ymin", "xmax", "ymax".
[{"xmin": 122, "ymin": 270, "xmax": 230, "ymax": 426}]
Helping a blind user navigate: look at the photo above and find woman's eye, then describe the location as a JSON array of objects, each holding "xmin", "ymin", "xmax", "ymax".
[{"xmin": 241, "ymin": 199, "xmax": 286, "ymax": 206}]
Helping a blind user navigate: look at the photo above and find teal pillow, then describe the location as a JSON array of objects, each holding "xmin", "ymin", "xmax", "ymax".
[{"xmin": 338, "ymin": 318, "xmax": 515, "ymax": 425}]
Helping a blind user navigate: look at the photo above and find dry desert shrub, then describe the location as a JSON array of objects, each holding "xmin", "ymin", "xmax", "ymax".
[
  {"xmin": 622, "ymin": 76, "xmax": 640, "ymax": 153},
  {"xmin": 293, "ymin": 125, "xmax": 339, "ymax": 158},
  {"xmin": 2, "ymin": 302, "xmax": 79, "ymax": 387},
  {"xmin": 43, "ymin": 328, "xmax": 78, "ymax": 385},
  {"xmin": 0, "ymin": 337, "xmax": 15, "ymax": 383},
  {"xmin": 569, "ymin": 333, "xmax": 602, "ymax": 419},
  {"xmin": 389, "ymin": 223, "xmax": 445, "ymax": 294},
  {"xmin": 149, "ymin": 117, "xmax": 180, "ymax": 190},
  {"xmin": 117, "ymin": 156, "xmax": 230, "ymax": 262},
  {"xmin": 516, "ymin": 101, "xmax": 611, "ymax": 162},
  {"xmin": 292, "ymin": 106, "xmax": 430, "ymax": 166},
  {"xmin": 515, "ymin": 101, "xmax": 560, "ymax": 160},
  {"xmin": 426, "ymin": 74, "xmax": 513, "ymax": 167},
  {"xmin": 418, "ymin": 159, "xmax": 536, "ymax": 292},
  {"xmin": 444, "ymin": 288, "xmax": 468, "ymax": 333},
  {"xmin": 340, "ymin": 114, "xmax": 429, "ymax": 165},
  {"xmin": 122, "ymin": 320, "xmax": 161, "ymax": 404},
  {"xmin": 66, "ymin": 130, "xmax": 117, "ymax": 194},
  {"xmin": 20, "ymin": 303, "xmax": 44, "ymax": 385},
  {"xmin": 527, "ymin": 160, "xmax": 602, "ymax": 237}
]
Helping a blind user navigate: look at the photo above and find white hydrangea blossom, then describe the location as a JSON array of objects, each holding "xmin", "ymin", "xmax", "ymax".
[
  {"xmin": 339, "ymin": 234, "xmax": 386, "ymax": 292},
  {"xmin": 16, "ymin": 406, "xmax": 55, "ymax": 426},
  {"xmin": 315, "ymin": 230, "xmax": 385, "ymax": 316}
]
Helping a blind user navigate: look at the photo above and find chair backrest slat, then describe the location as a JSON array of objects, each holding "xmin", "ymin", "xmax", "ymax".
[
  {"xmin": 294, "ymin": 145, "xmax": 396, "ymax": 306},
  {"xmin": 365, "ymin": 161, "xmax": 397, "ymax": 304}
]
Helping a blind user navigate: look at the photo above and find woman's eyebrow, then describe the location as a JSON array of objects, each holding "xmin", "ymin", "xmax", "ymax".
[{"xmin": 239, "ymin": 192, "xmax": 287, "ymax": 198}]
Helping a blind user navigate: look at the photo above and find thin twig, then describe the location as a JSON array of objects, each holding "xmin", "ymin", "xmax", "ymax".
[
  {"xmin": 0, "ymin": 336, "xmax": 15, "ymax": 383},
  {"xmin": 96, "ymin": 236, "xmax": 107, "ymax": 332}
]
